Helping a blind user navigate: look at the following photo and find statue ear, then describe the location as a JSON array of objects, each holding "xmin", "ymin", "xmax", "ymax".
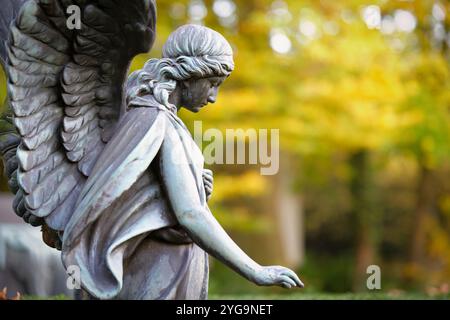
[
  {"xmin": 182, "ymin": 80, "xmax": 191, "ymax": 89},
  {"xmin": 180, "ymin": 81, "xmax": 192, "ymax": 102}
]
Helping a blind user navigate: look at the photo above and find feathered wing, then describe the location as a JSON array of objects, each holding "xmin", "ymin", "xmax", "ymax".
[
  {"xmin": 2, "ymin": 0, "xmax": 156, "ymax": 246},
  {"xmin": 0, "ymin": 0, "xmax": 27, "ymax": 69},
  {"xmin": 0, "ymin": 0, "xmax": 27, "ymax": 198},
  {"xmin": 0, "ymin": 0, "xmax": 38, "ymax": 230}
]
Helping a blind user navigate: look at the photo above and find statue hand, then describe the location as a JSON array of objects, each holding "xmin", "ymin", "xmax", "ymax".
[
  {"xmin": 253, "ymin": 265, "xmax": 304, "ymax": 289},
  {"xmin": 202, "ymin": 168, "xmax": 214, "ymax": 201}
]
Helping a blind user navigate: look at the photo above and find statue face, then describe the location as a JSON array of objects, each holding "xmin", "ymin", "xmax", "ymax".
[{"xmin": 180, "ymin": 76, "xmax": 227, "ymax": 112}]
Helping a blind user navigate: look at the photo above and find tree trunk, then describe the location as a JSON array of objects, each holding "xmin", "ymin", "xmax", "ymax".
[
  {"xmin": 272, "ymin": 153, "xmax": 304, "ymax": 268},
  {"xmin": 409, "ymin": 165, "xmax": 435, "ymax": 266},
  {"xmin": 350, "ymin": 150, "xmax": 378, "ymax": 291}
]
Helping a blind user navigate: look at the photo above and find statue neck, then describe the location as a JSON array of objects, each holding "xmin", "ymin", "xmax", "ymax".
[{"xmin": 168, "ymin": 83, "xmax": 183, "ymax": 112}]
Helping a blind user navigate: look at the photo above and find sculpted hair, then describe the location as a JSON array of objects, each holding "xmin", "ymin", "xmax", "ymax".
[{"xmin": 127, "ymin": 24, "xmax": 234, "ymax": 109}]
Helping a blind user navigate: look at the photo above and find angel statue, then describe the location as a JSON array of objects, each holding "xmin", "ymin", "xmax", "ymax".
[{"xmin": 0, "ymin": 0, "xmax": 303, "ymax": 299}]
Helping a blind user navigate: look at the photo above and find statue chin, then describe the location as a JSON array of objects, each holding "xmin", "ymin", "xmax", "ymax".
[{"xmin": 184, "ymin": 106, "xmax": 202, "ymax": 113}]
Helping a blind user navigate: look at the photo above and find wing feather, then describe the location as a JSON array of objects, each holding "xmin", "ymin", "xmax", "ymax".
[
  {"xmin": 21, "ymin": 115, "xmax": 61, "ymax": 149},
  {"xmin": 16, "ymin": 137, "xmax": 59, "ymax": 170},
  {"xmin": 10, "ymin": 25, "xmax": 68, "ymax": 64},
  {"xmin": 8, "ymin": 66, "xmax": 58, "ymax": 86},
  {"xmin": 13, "ymin": 105, "xmax": 61, "ymax": 136},
  {"xmin": 17, "ymin": 152, "xmax": 64, "ymax": 193},
  {"xmin": 10, "ymin": 91, "xmax": 58, "ymax": 116},
  {"xmin": 8, "ymin": 45, "xmax": 61, "ymax": 73}
]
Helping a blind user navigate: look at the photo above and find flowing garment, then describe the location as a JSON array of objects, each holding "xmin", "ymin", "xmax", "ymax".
[{"xmin": 61, "ymin": 96, "xmax": 209, "ymax": 299}]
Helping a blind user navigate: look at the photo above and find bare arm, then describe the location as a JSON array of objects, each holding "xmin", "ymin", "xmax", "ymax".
[{"xmin": 158, "ymin": 123, "xmax": 303, "ymax": 288}]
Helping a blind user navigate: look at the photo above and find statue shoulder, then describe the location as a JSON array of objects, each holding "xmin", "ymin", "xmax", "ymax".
[{"xmin": 117, "ymin": 106, "xmax": 165, "ymax": 139}]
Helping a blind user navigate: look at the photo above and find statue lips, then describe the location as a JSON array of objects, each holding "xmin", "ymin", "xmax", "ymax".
[{"xmin": 196, "ymin": 102, "xmax": 208, "ymax": 110}]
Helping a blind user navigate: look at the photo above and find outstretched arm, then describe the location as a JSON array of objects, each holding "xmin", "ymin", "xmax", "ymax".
[{"xmin": 159, "ymin": 123, "xmax": 303, "ymax": 289}]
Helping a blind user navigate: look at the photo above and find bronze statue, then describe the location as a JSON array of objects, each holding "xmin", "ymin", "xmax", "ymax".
[{"xmin": 0, "ymin": 0, "xmax": 302, "ymax": 299}]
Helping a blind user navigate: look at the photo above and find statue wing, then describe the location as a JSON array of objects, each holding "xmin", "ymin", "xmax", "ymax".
[
  {"xmin": 0, "ymin": 0, "xmax": 36, "ymax": 227},
  {"xmin": 0, "ymin": 0, "xmax": 27, "ymax": 69},
  {"xmin": 3, "ymin": 0, "xmax": 156, "ymax": 237}
]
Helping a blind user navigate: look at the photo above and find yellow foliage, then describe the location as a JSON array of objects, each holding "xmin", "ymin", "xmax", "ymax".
[{"xmin": 209, "ymin": 170, "xmax": 269, "ymax": 204}]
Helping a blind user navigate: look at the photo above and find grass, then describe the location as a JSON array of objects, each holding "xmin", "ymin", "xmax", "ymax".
[
  {"xmin": 20, "ymin": 292, "xmax": 449, "ymax": 300},
  {"xmin": 209, "ymin": 292, "xmax": 450, "ymax": 300},
  {"xmin": 22, "ymin": 294, "xmax": 71, "ymax": 300}
]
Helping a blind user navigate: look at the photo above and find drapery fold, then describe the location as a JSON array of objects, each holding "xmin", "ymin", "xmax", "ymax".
[{"xmin": 62, "ymin": 101, "xmax": 207, "ymax": 299}]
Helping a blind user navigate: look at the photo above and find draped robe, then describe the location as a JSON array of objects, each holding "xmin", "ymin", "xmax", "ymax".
[{"xmin": 61, "ymin": 95, "xmax": 209, "ymax": 299}]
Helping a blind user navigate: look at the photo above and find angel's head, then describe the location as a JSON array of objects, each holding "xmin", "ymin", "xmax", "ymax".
[{"xmin": 127, "ymin": 24, "xmax": 234, "ymax": 113}]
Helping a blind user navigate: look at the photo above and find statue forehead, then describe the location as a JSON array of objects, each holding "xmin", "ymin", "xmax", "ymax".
[{"xmin": 184, "ymin": 75, "xmax": 228, "ymax": 84}]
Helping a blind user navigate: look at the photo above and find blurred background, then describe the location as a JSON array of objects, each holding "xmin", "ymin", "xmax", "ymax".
[{"xmin": 1, "ymin": 0, "xmax": 449, "ymax": 299}]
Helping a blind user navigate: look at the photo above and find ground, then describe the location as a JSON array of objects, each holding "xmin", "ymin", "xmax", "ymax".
[{"xmin": 20, "ymin": 292, "xmax": 450, "ymax": 300}]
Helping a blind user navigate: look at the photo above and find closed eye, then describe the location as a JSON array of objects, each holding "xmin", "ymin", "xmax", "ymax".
[{"xmin": 209, "ymin": 76, "xmax": 226, "ymax": 88}]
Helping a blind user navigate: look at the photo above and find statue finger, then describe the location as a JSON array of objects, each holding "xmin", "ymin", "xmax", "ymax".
[
  {"xmin": 203, "ymin": 174, "xmax": 213, "ymax": 183},
  {"xmin": 280, "ymin": 281, "xmax": 292, "ymax": 289},
  {"xmin": 204, "ymin": 181, "xmax": 213, "ymax": 189},
  {"xmin": 279, "ymin": 275, "xmax": 296, "ymax": 288},
  {"xmin": 281, "ymin": 270, "xmax": 304, "ymax": 288},
  {"xmin": 203, "ymin": 169, "xmax": 213, "ymax": 178}
]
